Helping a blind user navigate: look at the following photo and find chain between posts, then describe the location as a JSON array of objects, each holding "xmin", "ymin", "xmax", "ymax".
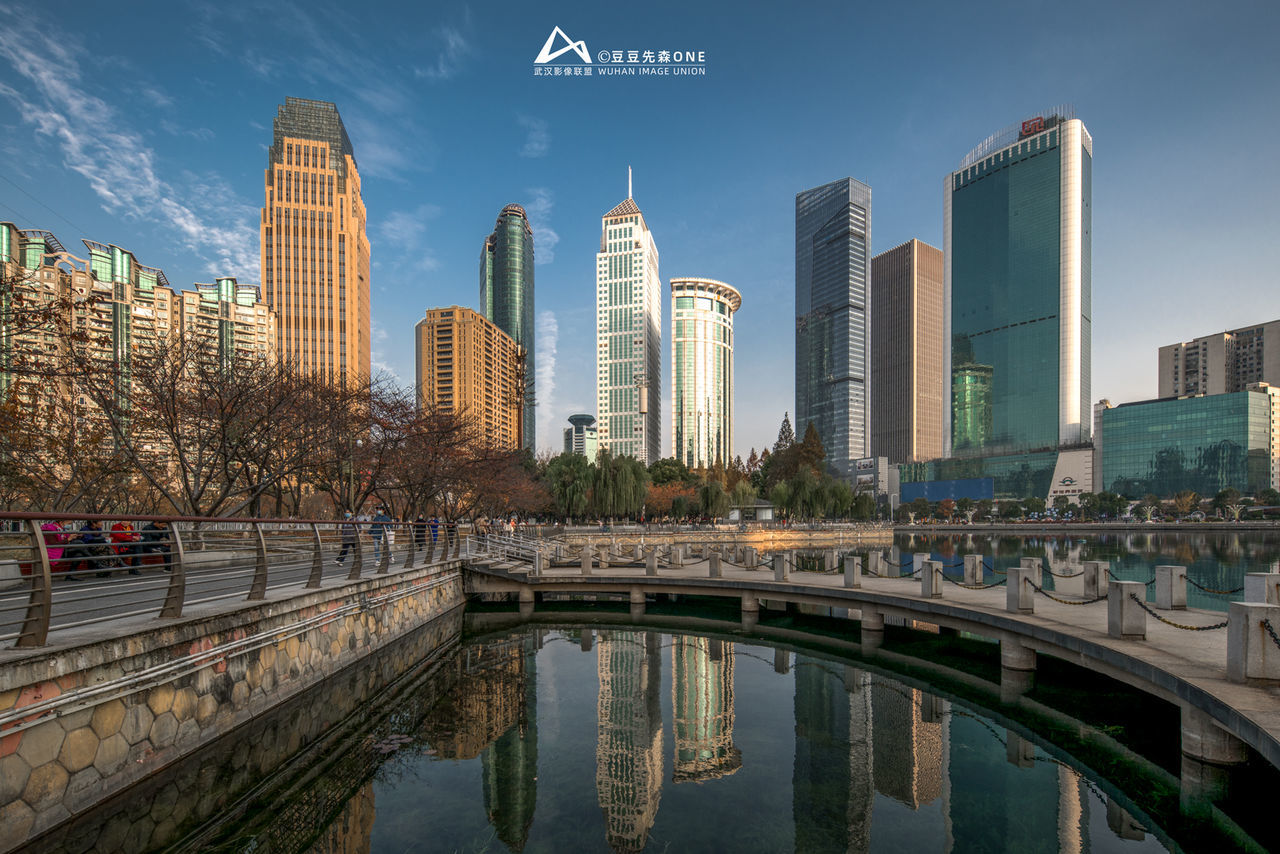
[
  {"xmin": 1028, "ymin": 580, "xmax": 1105, "ymax": 605},
  {"xmin": 1186, "ymin": 578, "xmax": 1245, "ymax": 595},
  {"xmin": 940, "ymin": 572, "xmax": 1008, "ymax": 590},
  {"xmin": 1127, "ymin": 593, "xmax": 1228, "ymax": 630},
  {"xmin": 1107, "ymin": 568, "xmax": 1156, "ymax": 585},
  {"xmin": 1263, "ymin": 619, "xmax": 1280, "ymax": 651}
]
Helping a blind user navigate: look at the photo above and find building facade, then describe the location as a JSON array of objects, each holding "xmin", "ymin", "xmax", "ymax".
[
  {"xmin": 260, "ymin": 97, "xmax": 370, "ymax": 384},
  {"xmin": 870, "ymin": 239, "xmax": 944, "ymax": 464},
  {"xmin": 596, "ymin": 186, "xmax": 662, "ymax": 464},
  {"xmin": 1158, "ymin": 320, "xmax": 1280, "ymax": 398},
  {"xmin": 671, "ymin": 277, "xmax": 739, "ymax": 470},
  {"xmin": 946, "ymin": 108, "xmax": 1092, "ymax": 456},
  {"xmin": 481, "ymin": 204, "xmax": 535, "ymax": 452},
  {"xmin": 414, "ymin": 307, "xmax": 522, "ymax": 450},
  {"xmin": 795, "ymin": 177, "xmax": 871, "ymax": 480},
  {"xmin": 1100, "ymin": 390, "xmax": 1273, "ymax": 497},
  {"xmin": 563, "ymin": 413, "xmax": 599, "ymax": 460},
  {"xmin": 179, "ymin": 278, "xmax": 277, "ymax": 368}
]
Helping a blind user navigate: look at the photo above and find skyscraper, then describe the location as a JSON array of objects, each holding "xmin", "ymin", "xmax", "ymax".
[
  {"xmin": 261, "ymin": 97, "xmax": 370, "ymax": 383},
  {"xmin": 481, "ymin": 204, "xmax": 535, "ymax": 451},
  {"xmin": 671, "ymin": 277, "xmax": 739, "ymax": 470},
  {"xmin": 870, "ymin": 240, "xmax": 944, "ymax": 464},
  {"xmin": 596, "ymin": 173, "xmax": 662, "ymax": 464},
  {"xmin": 795, "ymin": 178, "xmax": 871, "ymax": 481},
  {"xmin": 945, "ymin": 108, "xmax": 1091, "ymax": 456}
]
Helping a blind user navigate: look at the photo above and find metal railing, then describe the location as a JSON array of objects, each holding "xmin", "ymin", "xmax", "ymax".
[{"xmin": 0, "ymin": 512, "xmax": 469, "ymax": 649}]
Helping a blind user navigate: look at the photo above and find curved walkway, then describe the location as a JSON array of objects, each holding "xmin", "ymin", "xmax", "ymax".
[{"xmin": 466, "ymin": 554, "xmax": 1280, "ymax": 771}]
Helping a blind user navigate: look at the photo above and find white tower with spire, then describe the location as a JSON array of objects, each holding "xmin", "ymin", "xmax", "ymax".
[{"xmin": 596, "ymin": 169, "xmax": 662, "ymax": 463}]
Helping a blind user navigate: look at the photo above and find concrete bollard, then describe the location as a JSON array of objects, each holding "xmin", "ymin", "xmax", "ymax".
[
  {"xmin": 630, "ymin": 587, "xmax": 646, "ymax": 619},
  {"xmin": 825, "ymin": 550, "xmax": 837, "ymax": 572},
  {"xmin": 709, "ymin": 551, "xmax": 722, "ymax": 578},
  {"xmin": 843, "ymin": 555, "xmax": 862, "ymax": 589},
  {"xmin": 669, "ymin": 545, "xmax": 682, "ymax": 568},
  {"xmin": 1155, "ymin": 565, "xmax": 1187, "ymax": 610},
  {"xmin": 1020, "ymin": 557, "xmax": 1043, "ymax": 587},
  {"xmin": 1108, "ymin": 581, "xmax": 1147, "ymax": 640},
  {"xmin": 744, "ymin": 546, "xmax": 757, "ymax": 568},
  {"xmin": 786, "ymin": 550, "xmax": 796, "ymax": 576},
  {"xmin": 1006, "ymin": 567, "xmax": 1033, "ymax": 613},
  {"xmin": 598, "ymin": 546, "xmax": 610, "ymax": 569},
  {"xmin": 1227, "ymin": 601, "xmax": 1280, "ymax": 682},
  {"xmin": 0, "ymin": 559, "xmax": 22, "ymax": 591},
  {"xmin": 921, "ymin": 560, "xmax": 943, "ymax": 599},
  {"xmin": 532, "ymin": 551, "xmax": 543, "ymax": 578},
  {"xmin": 963, "ymin": 554, "xmax": 983, "ymax": 586},
  {"xmin": 773, "ymin": 553, "xmax": 789, "ymax": 582},
  {"xmin": 580, "ymin": 546, "xmax": 593, "ymax": 575},
  {"xmin": 1244, "ymin": 572, "xmax": 1280, "ymax": 604},
  {"xmin": 741, "ymin": 595, "xmax": 759, "ymax": 631},
  {"xmin": 646, "ymin": 548, "xmax": 658, "ymax": 576},
  {"xmin": 914, "ymin": 553, "xmax": 930, "ymax": 576},
  {"xmin": 1083, "ymin": 561, "xmax": 1110, "ymax": 599},
  {"xmin": 632, "ymin": 544, "xmax": 642, "ymax": 561}
]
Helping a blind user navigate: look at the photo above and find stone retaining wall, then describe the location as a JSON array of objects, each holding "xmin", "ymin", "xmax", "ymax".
[{"xmin": 0, "ymin": 562, "xmax": 465, "ymax": 849}]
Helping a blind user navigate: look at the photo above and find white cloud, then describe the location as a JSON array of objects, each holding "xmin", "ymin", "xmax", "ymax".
[
  {"xmin": 370, "ymin": 318, "xmax": 400, "ymax": 381},
  {"xmin": 0, "ymin": 18, "xmax": 258, "ymax": 280},
  {"xmin": 415, "ymin": 24, "xmax": 473, "ymax": 81},
  {"xmin": 536, "ymin": 310, "xmax": 558, "ymax": 453},
  {"xmin": 375, "ymin": 204, "xmax": 442, "ymax": 273},
  {"xmin": 523, "ymin": 188, "xmax": 559, "ymax": 265},
  {"xmin": 518, "ymin": 115, "xmax": 550, "ymax": 158}
]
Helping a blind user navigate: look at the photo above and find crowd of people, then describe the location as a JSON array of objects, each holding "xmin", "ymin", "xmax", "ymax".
[{"xmin": 39, "ymin": 519, "xmax": 172, "ymax": 581}]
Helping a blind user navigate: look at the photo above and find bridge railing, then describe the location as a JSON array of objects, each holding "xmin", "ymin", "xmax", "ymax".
[{"xmin": 0, "ymin": 512, "xmax": 468, "ymax": 649}]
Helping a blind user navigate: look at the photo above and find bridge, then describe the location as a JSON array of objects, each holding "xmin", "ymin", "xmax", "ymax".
[{"xmin": 468, "ymin": 535, "xmax": 1280, "ymax": 792}]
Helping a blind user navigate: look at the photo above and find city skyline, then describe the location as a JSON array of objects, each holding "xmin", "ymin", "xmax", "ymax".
[{"xmin": 1, "ymin": 2, "xmax": 1277, "ymax": 457}]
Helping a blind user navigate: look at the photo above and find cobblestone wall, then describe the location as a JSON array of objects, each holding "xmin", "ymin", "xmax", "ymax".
[{"xmin": 0, "ymin": 563, "xmax": 465, "ymax": 849}]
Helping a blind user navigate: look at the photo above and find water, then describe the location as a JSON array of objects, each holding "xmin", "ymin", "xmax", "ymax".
[
  {"xmin": 890, "ymin": 529, "xmax": 1280, "ymax": 611},
  {"xmin": 144, "ymin": 622, "xmax": 1266, "ymax": 853}
]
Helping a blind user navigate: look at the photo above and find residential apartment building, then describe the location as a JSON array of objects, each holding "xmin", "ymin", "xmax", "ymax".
[
  {"xmin": 1158, "ymin": 320, "xmax": 1280, "ymax": 398},
  {"xmin": 414, "ymin": 306, "xmax": 522, "ymax": 449}
]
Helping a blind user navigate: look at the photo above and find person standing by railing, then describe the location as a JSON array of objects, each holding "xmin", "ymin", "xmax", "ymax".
[
  {"xmin": 336, "ymin": 512, "xmax": 358, "ymax": 565},
  {"xmin": 413, "ymin": 515, "xmax": 428, "ymax": 551},
  {"xmin": 429, "ymin": 515, "xmax": 440, "ymax": 548},
  {"xmin": 111, "ymin": 520, "xmax": 142, "ymax": 576},
  {"xmin": 445, "ymin": 518, "xmax": 458, "ymax": 550},
  {"xmin": 370, "ymin": 508, "xmax": 391, "ymax": 564},
  {"xmin": 41, "ymin": 520, "xmax": 72, "ymax": 580}
]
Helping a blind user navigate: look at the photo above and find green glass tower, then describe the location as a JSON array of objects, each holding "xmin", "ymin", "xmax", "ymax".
[
  {"xmin": 481, "ymin": 204, "xmax": 535, "ymax": 452},
  {"xmin": 946, "ymin": 108, "xmax": 1091, "ymax": 457}
]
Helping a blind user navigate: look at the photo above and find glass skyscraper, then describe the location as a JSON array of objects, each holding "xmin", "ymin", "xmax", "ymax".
[
  {"xmin": 671, "ymin": 277, "xmax": 739, "ymax": 470},
  {"xmin": 795, "ymin": 178, "xmax": 871, "ymax": 481},
  {"xmin": 596, "ymin": 182, "xmax": 662, "ymax": 464},
  {"xmin": 945, "ymin": 108, "xmax": 1092, "ymax": 457},
  {"xmin": 481, "ymin": 204, "xmax": 535, "ymax": 452}
]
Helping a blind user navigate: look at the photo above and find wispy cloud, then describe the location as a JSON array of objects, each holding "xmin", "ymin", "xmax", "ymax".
[
  {"xmin": 370, "ymin": 318, "xmax": 400, "ymax": 380},
  {"xmin": 523, "ymin": 188, "xmax": 559, "ymax": 265},
  {"xmin": 415, "ymin": 23, "xmax": 473, "ymax": 81},
  {"xmin": 375, "ymin": 204, "xmax": 442, "ymax": 273},
  {"xmin": 536, "ymin": 310, "xmax": 559, "ymax": 452},
  {"xmin": 0, "ymin": 17, "xmax": 257, "ymax": 279},
  {"xmin": 518, "ymin": 115, "xmax": 550, "ymax": 158}
]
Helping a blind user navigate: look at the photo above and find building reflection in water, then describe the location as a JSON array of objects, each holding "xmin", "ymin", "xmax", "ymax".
[
  {"xmin": 481, "ymin": 634, "xmax": 539, "ymax": 852},
  {"xmin": 311, "ymin": 780, "xmax": 376, "ymax": 854},
  {"xmin": 671, "ymin": 636, "xmax": 742, "ymax": 783},
  {"xmin": 596, "ymin": 630, "xmax": 665, "ymax": 853}
]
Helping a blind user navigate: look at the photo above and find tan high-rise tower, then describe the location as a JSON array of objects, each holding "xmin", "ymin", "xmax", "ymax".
[{"xmin": 261, "ymin": 97, "xmax": 370, "ymax": 382}]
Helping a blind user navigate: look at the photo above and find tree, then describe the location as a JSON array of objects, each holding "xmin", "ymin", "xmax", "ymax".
[
  {"xmin": 1258, "ymin": 488, "xmax": 1280, "ymax": 508},
  {"xmin": 1052, "ymin": 495, "xmax": 1071, "ymax": 515},
  {"xmin": 908, "ymin": 497, "xmax": 931, "ymax": 521},
  {"xmin": 1172, "ymin": 489, "xmax": 1200, "ymax": 516},
  {"xmin": 1000, "ymin": 500, "xmax": 1023, "ymax": 520},
  {"xmin": 796, "ymin": 422, "xmax": 825, "ymax": 473},
  {"xmin": 698, "ymin": 478, "xmax": 730, "ymax": 522},
  {"xmin": 545, "ymin": 453, "xmax": 593, "ymax": 521},
  {"xmin": 768, "ymin": 482, "xmax": 791, "ymax": 520},
  {"xmin": 774, "ymin": 412, "xmax": 795, "ymax": 453},
  {"xmin": 1139, "ymin": 494, "xmax": 1162, "ymax": 521},
  {"xmin": 938, "ymin": 498, "xmax": 957, "ymax": 521},
  {"xmin": 730, "ymin": 479, "xmax": 756, "ymax": 513},
  {"xmin": 649, "ymin": 456, "xmax": 696, "ymax": 486},
  {"xmin": 1077, "ymin": 492, "xmax": 1099, "ymax": 520},
  {"xmin": 1024, "ymin": 496, "xmax": 1047, "ymax": 515},
  {"xmin": 647, "ymin": 482, "xmax": 696, "ymax": 518}
]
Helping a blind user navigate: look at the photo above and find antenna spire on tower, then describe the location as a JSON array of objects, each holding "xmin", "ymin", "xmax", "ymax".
[{"xmin": 628, "ymin": 165, "xmax": 632, "ymax": 199}]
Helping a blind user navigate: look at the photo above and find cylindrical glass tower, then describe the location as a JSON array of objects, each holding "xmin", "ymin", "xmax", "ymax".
[{"xmin": 671, "ymin": 277, "xmax": 740, "ymax": 469}]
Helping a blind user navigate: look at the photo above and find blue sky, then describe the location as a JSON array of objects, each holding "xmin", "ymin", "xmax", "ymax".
[{"xmin": 1, "ymin": 0, "xmax": 1277, "ymax": 458}]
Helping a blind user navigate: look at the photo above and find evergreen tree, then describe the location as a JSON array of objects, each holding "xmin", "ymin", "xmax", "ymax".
[{"xmin": 774, "ymin": 412, "xmax": 795, "ymax": 453}]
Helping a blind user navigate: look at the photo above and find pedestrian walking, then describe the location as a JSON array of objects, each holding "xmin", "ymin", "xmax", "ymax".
[
  {"xmin": 336, "ymin": 512, "xmax": 358, "ymax": 565},
  {"xmin": 413, "ymin": 515, "xmax": 428, "ymax": 550},
  {"xmin": 370, "ymin": 508, "xmax": 391, "ymax": 564}
]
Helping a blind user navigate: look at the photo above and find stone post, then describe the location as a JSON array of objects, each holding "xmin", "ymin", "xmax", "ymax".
[
  {"xmin": 580, "ymin": 545, "xmax": 593, "ymax": 575},
  {"xmin": 825, "ymin": 550, "xmax": 837, "ymax": 572},
  {"xmin": 785, "ymin": 550, "xmax": 796, "ymax": 576},
  {"xmin": 630, "ymin": 587, "xmax": 646, "ymax": 620},
  {"xmin": 921, "ymin": 560, "xmax": 943, "ymax": 599},
  {"xmin": 1020, "ymin": 557, "xmax": 1043, "ymax": 587},
  {"xmin": 914, "ymin": 553, "xmax": 930, "ymax": 576},
  {"xmin": 632, "ymin": 544, "xmax": 642, "ymax": 561},
  {"xmin": 1006, "ymin": 567, "xmax": 1033, "ymax": 613},
  {"xmin": 1155, "ymin": 565, "xmax": 1187, "ymax": 610},
  {"xmin": 1108, "ymin": 581, "xmax": 1147, "ymax": 640},
  {"xmin": 773, "ymin": 552, "xmax": 789, "ymax": 582},
  {"xmin": 645, "ymin": 548, "xmax": 658, "ymax": 576},
  {"xmin": 963, "ymin": 554, "xmax": 984, "ymax": 586},
  {"xmin": 598, "ymin": 545, "xmax": 609, "ymax": 569},
  {"xmin": 843, "ymin": 555, "xmax": 862, "ymax": 589},
  {"xmin": 1244, "ymin": 572, "xmax": 1280, "ymax": 604},
  {"xmin": 1227, "ymin": 601, "xmax": 1280, "ymax": 682},
  {"xmin": 709, "ymin": 551, "xmax": 722, "ymax": 578},
  {"xmin": 1083, "ymin": 561, "xmax": 1110, "ymax": 599},
  {"xmin": 532, "ymin": 550, "xmax": 543, "ymax": 578},
  {"xmin": 745, "ymin": 546, "xmax": 757, "ymax": 568},
  {"xmin": 741, "ymin": 594, "xmax": 759, "ymax": 632}
]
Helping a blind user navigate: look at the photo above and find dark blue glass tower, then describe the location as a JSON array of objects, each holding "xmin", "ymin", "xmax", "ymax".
[{"xmin": 481, "ymin": 204, "xmax": 536, "ymax": 452}]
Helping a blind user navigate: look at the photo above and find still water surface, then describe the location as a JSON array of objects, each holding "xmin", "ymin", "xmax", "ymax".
[{"xmin": 187, "ymin": 624, "xmax": 1212, "ymax": 853}]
